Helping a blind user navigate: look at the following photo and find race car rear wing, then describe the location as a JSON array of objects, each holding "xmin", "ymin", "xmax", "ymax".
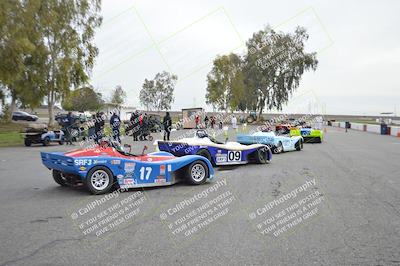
[{"xmin": 40, "ymin": 152, "xmax": 77, "ymax": 174}]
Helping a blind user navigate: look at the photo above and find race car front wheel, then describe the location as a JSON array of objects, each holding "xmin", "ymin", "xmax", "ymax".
[
  {"xmin": 186, "ymin": 160, "xmax": 209, "ymax": 185},
  {"xmin": 255, "ymin": 147, "xmax": 270, "ymax": 164},
  {"xmin": 295, "ymin": 139, "xmax": 303, "ymax": 151},
  {"xmin": 273, "ymin": 142, "xmax": 283, "ymax": 154},
  {"xmin": 52, "ymin": 170, "xmax": 68, "ymax": 186},
  {"xmin": 85, "ymin": 166, "xmax": 114, "ymax": 194}
]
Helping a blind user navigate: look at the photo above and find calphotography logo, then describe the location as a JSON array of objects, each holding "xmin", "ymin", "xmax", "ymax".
[
  {"xmin": 157, "ymin": 178, "xmax": 238, "ymax": 246},
  {"xmin": 247, "ymin": 177, "xmax": 328, "ymax": 239}
]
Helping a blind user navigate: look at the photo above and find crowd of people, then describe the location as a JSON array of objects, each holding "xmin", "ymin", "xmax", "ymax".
[
  {"xmin": 60, "ymin": 111, "xmax": 226, "ymax": 146},
  {"xmin": 195, "ymin": 114, "xmax": 221, "ymax": 129}
]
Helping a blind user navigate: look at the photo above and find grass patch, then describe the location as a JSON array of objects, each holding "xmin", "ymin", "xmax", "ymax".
[
  {"xmin": 0, "ymin": 122, "xmax": 25, "ymax": 147},
  {"xmin": 0, "ymin": 132, "xmax": 24, "ymax": 147}
]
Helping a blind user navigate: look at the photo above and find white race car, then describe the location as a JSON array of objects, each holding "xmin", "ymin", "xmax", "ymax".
[{"xmin": 155, "ymin": 130, "xmax": 272, "ymax": 166}]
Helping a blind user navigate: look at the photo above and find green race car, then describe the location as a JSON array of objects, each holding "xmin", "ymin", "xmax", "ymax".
[{"xmin": 290, "ymin": 128, "xmax": 323, "ymax": 143}]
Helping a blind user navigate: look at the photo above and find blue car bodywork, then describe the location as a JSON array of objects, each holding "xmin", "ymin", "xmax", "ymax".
[
  {"xmin": 41, "ymin": 145, "xmax": 214, "ymax": 194},
  {"xmin": 237, "ymin": 131, "xmax": 303, "ymax": 153}
]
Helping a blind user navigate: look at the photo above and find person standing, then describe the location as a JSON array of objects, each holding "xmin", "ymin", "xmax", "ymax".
[
  {"xmin": 231, "ymin": 115, "xmax": 237, "ymax": 129},
  {"xmin": 163, "ymin": 112, "xmax": 172, "ymax": 141},
  {"xmin": 94, "ymin": 112, "xmax": 105, "ymax": 144},
  {"xmin": 210, "ymin": 116, "xmax": 216, "ymax": 129},
  {"xmin": 110, "ymin": 111, "xmax": 121, "ymax": 143},
  {"xmin": 88, "ymin": 114, "xmax": 96, "ymax": 142},
  {"xmin": 130, "ymin": 111, "xmax": 139, "ymax": 141},
  {"xmin": 204, "ymin": 115, "xmax": 209, "ymax": 128},
  {"xmin": 195, "ymin": 114, "xmax": 200, "ymax": 129},
  {"xmin": 64, "ymin": 111, "xmax": 74, "ymax": 145}
]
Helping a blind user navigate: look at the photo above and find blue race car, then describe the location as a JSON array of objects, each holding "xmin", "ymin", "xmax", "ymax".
[
  {"xmin": 237, "ymin": 131, "xmax": 303, "ymax": 154},
  {"xmin": 156, "ymin": 130, "xmax": 271, "ymax": 166},
  {"xmin": 41, "ymin": 140, "xmax": 214, "ymax": 194}
]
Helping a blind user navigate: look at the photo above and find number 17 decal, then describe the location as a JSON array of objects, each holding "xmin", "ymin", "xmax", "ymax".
[{"xmin": 139, "ymin": 166, "xmax": 152, "ymax": 180}]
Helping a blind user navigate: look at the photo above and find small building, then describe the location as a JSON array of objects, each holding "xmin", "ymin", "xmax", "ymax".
[{"xmin": 182, "ymin": 108, "xmax": 204, "ymax": 129}]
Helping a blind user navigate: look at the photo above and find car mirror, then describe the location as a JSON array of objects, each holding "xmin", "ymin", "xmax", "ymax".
[{"xmin": 123, "ymin": 144, "xmax": 132, "ymax": 153}]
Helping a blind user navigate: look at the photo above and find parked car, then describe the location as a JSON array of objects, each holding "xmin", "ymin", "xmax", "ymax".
[
  {"xmin": 12, "ymin": 111, "xmax": 38, "ymax": 122},
  {"xmin": 23, "ymin": 127, "xmax": 64, "ymax": 146}
]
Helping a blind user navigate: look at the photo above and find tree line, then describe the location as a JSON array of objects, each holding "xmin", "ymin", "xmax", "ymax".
[
  {"xmin": 0, "ymin": 0, "xmax": 102, "ymax": 125},
  {"xmin": 205, "ymin": 26, "xmax": 318, "ymax": 117}
]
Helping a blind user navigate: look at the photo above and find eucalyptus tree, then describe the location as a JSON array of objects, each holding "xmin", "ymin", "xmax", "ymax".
[{"xmin": 244, "ymin": 26, "xmax": 318, "ymax": 116}]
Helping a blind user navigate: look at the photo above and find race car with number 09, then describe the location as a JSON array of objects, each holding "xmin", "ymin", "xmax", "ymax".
[
  {"xmin": 155, "ymin": 130, "xmax": 271, "ymax": 166},
  {"xmin": 41, "ymin": 140, "xmax": 214, "ymax": 194}
]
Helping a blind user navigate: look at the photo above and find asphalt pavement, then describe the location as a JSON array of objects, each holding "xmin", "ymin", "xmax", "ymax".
[{"xmin": 0, "ymin": 126, "xmax": 399, "ymax": 266}]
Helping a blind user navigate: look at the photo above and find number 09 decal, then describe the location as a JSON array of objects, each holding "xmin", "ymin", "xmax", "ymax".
[{"xmin": 227, "ymin": 151, "xmax": 241, "ymax": 162}]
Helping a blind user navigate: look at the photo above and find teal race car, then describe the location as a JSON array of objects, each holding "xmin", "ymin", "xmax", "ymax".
[{"xmin": 237, "ymin": 131, "xmax": 303, "ymax": 154}]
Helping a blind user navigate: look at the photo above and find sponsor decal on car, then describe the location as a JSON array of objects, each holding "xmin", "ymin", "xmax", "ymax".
[
  {"xmin": 93, "ymin": 159, "xmax": 107, "ymax": 164},
  {"xmin": 74, "ymin": 159, "xmax": 92, "ymax": 166},
  {"xmin": 79, "ymin": 166, "xmax": 86, "ymax": 171},
  {"xmin": 124, "ymin": 179, "xmax": 135, "ymax": 185},
  {"xmin": 124, "ymin": 162, "xmax": 135, "ymax": 172},
  {"xmin": 160, "ymin": 165, "xmax": 166, "ymax": 175},
  {"xmin": 111, "ymin": 160, "xmax": 121, "ymax": 165},
  {"xmin": 216, "ymin": 154, "xmax": 227, "ymax": 163},
  {"xmin": 155, "ymin": 175, "xmax": 166, "ymax": 183}
]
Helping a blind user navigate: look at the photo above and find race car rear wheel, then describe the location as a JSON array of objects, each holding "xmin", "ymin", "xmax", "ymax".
[
  {"xmin": 24, "ymin": 139, "xmax": 32, "ymax": 147},
  {"xmin": 186, "ymin": 160, "xmax": 209, "ymax": 185},
  {"xmin": 295, "ymin": 139, "xmax": 303, "ymax": 151},
  {"xmin": 196, "ymin": 149, "xmax": 214, "ymax": 166},
  {"xmin": 273, "ymin": 141, "xmax": 283, "ymax": 154},
  {"xmin": 52, "ymin": 170, "xmax": 68, "ymax": 186},
  {"xmin": 85, "ymin": 166, "xmax": 114, "ymax": 195},
  {"xmin": 255, "ymin": 147, "xmax": 270, "ymax": 164}
]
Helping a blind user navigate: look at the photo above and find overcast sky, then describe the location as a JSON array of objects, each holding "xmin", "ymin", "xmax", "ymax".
[{"xmin": 91, "ymin": 0, "xmax": 400, "ymax": 116}]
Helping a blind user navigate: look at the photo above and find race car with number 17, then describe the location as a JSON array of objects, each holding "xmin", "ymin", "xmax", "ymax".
[{"xmin": 41, "ymin": 140, "xmax": 214, "ymax": 194}]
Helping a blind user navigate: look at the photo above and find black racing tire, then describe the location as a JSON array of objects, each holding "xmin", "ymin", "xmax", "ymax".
[
  {"xmin": 58, "ymin": 140, "xmax": 64, "ymax": 145},
  {"xmin": 185, "ymin": 160, "xmax": 209, "ymax": 185},
  {"xmin": 52, "ymin": 170, "xmax": 68, "ymax": 186},
  {"xmin": 273, "ymin": 141, "xmax": 283, "ymax": 154},
  {"xmin": 295, "ymin": 139, "xmax": 303, "ymax": 151},
  {"xmin": 196, "ymin": 149, "xmax": 214, "ymax": 166},
  {"xmin": 24, "ymin": 139, "xmax": 32, "ymax": 147},
  {"xmin": 85, "ymin": 166, "xmax": 114, "ymax": 195},
  {"xmin": 43, "ymin": 137, "xmax": 50, "ymax": 146},
  {"xmin": 148, "ymin": 135, "xmax": 154, "ymax": 141},
  {"xmin": 255, "ymin": 147, "xmax": 270, "ymax": 164}
]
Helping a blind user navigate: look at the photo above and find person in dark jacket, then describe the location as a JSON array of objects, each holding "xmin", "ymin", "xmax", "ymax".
[
  {"xmin": 163, "ymin": 112, "xmax": 172, "ymax": 141},
  {"xmin": 64, "ymin": 111, "xmax": 74, "ymax": 145},
  {"xmin": 204, "ymin": 115, "xmax": 209, "ymax": 128},
  {"xmin": 130, "ymin": 111, "xmax": 139, "ymax": 141},
  {"xmin": 94, "ymin": 112, "xmax": 105, "ymax": 144},
  {"xmin": 110, "ymin": 112, "xmax": 121, "ymax": 143},
  {"xmin": 88, "ymin": 114, "xmax": 96, "ymax": 142}
]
